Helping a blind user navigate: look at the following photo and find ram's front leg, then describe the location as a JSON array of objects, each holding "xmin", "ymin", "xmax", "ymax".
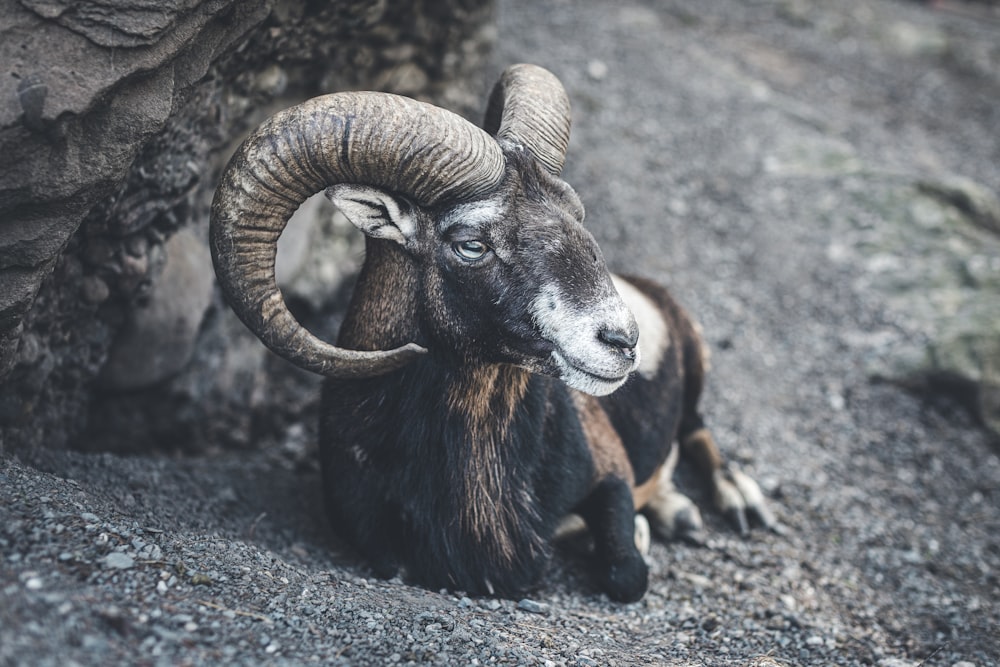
[
  {"xmin": 569, "ymin": 392, "xmax": 649, "ymax": 601},
  {"xmin": 575, "ymin": 476, "xmax": 648, "ymax": 602},
  {"xmin": 681, "ymin": 419, "xmax": 778, "ymax": 535}
]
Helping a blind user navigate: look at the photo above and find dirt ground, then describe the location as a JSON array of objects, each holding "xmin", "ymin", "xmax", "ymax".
[{"xmin": 2, "ymin": 0, "xmax": 999, "ymax": 665}]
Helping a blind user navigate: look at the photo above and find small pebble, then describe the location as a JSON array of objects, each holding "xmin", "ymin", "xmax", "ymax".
[
  {"xmin": 587, "ymin": 59, "xmax": 608, "ymax": 80},
  {"xmin": 80, "ymin": 275, "xmax": 110, "ymax": 305},
  {"xmin": 102, "ymin": 552, "xmax": 135, "ymax": 570},
  {"xmin": 517, "ymin": 599, "xmax": 549, "ymax": 615}
]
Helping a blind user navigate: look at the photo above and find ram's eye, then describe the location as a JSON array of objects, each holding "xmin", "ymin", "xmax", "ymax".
[{"xmin": 452, "ymin": 240, "xmax": 490, "ymax": 261}]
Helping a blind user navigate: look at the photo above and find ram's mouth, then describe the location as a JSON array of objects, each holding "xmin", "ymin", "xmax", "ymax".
[{"xmin": 551, "ymin": 349, "xmax": 633, "ymax": 396}]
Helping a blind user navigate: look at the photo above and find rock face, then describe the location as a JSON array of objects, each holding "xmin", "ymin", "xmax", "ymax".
[
  {"xmin": 849, "ymin": 180, "xmax": 1000, "ymax": 438},
  {"xmin": 0, "ymin": 0, "xmax": 266, "ymax": 373},
  {"xmin": 0, "ymin": 0, "xmax": 495, "ymax": 451},
  {"xmin": 100, "ymin": 228, "xmax": 214, "ymax": 389},
  {"xmin": 754, "ymin": 117, "xmax": 1000, "ymax": 437},
  {"xmin": 767, "ymin": 127, "xmax": 1000, "ymax": 438}
]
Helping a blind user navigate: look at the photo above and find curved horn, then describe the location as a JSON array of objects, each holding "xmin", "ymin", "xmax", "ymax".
[
  {"xmin": 210, "ymin": 92, "xmax": 505, "ymax": 379},
  {"xmin": 483, "ymin": 64, "xmax": 572, "ymax": 176}
]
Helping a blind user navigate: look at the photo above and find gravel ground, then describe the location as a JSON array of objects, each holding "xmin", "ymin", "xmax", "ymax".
[{"xmin": 3, "ymin": 0, "xmax": 1000, "ymax": 665}]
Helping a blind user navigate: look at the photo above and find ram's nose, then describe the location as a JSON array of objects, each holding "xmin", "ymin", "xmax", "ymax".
[{"xmin": 598, "ymin": 324, "xmax": 639, "ymax": 361}]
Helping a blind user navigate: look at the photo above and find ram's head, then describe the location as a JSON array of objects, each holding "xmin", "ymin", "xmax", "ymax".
[{"xmin": 210, "ymin": 64, "xmax": 639, "ymax": 395}]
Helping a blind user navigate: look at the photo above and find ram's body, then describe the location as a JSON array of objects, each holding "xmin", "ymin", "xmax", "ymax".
[
  {"xmin": 211, "ymin": 64, "xmax": 774, "ymax": 602},
  {"xmin": 320, "ymin": 263, "xmax": 705, "ymax": 598}
]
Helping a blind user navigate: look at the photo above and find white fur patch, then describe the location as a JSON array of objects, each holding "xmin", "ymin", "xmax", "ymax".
[
  {"xmin": 531, "ymin": 282, "xmax": 638, "ymax": 396},
  {"xmin": 438, "ymin": 200, "xmax": 503, "ymax": 232},
  {"xmin": 550, "ymin": 349, "xmax": 630, "ymax": 396},
  {"xmin": 610, "ymin": 275, "xmax": 670, "ymax": 380},
  {"xmin": 634, "ymin": 513, "xmax": 651, "ymax": 556}
]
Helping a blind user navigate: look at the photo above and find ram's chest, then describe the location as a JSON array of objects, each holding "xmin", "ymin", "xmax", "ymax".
[
  {"xmin": 443, "ymin": 366, "xmax": 538, "ymax": 564},
  {"xmin": 571, "ymin": 390, "xmax": 634, "ymax": 488}
]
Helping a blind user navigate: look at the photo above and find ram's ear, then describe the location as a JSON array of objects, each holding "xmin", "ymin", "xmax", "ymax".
[{"xmin": 325, "ymin": 184, "xmax": 417, "ymax": 246}]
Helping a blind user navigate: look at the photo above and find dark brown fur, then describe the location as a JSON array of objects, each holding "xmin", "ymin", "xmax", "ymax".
[
  {"xmin": 571, "ymin": 391, "xmax": 635, "ymax": 488},
  {"xmin": 447, "ymin": 365, "xmax": 532, "ymax": 563}
]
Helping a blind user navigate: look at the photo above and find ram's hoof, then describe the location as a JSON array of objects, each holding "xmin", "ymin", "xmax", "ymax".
[
  {"xmin": 645, "ymin": 487, "xmax": 707, "ymax": 545},
  {"xmin": 633, "ymin": 513, "xmax": 651, "ymax": 557},
  {"xmin": 713, "ymin": 467, "xmax": 781, "ymax": 536},
  {"xmin": 600, "ymin": 553, "xmax": 649, "ymax": 603}
]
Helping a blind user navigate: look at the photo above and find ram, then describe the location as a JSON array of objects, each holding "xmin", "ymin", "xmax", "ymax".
[{"xmin": 210, "ymin": 64, "xmax": 775, "ymax": 602}]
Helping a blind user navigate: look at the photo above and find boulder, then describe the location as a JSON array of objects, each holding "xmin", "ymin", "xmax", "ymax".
[
  {"xmin": 0, "ymin": 0, "xmax": 269, "ymax": 376},
  {"xmin": 101, "ymin": 228, "xmax": 214, "ymax": 389},
  {"xmin": 0, "ymin": 0, "xmax": 495, "ymax": 452},
  {"xmin": 842, "ymin": 178, "xmax": 1000, "ymax": 436},
  {"xmin": 759, "ymin": 124, "xmax": 1000, "ymax": 437}
]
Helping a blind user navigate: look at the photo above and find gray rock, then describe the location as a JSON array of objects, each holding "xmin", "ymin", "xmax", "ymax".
[
  {"xmin": 277, "ymin": 195, "xmax": 365, "ymax": 311},
  {"xmin": 846, "ymin": 182, "xmax": 1000, "ymax": 436},
  {"xmin": 101, "ymin": 228, "xmax": 213, "ymax": 389},
  {"xmin": 762, "ymin": 131, "xmax": 863, "ymax": 178},
  {"xmin": 881, "ymin": 20, "xmax": 948, "ymax": 58},
  {"xmin": 0, "ymin": 0, "xmax": 496, "ymax": 452},
  {"xmin": 516, "ymin": 599, "xmax": 549, "ymax": 614},
  {"xmin": 19, "ymin": 0, "xmax": 210, "ymax": 48},
  {"xmin": 101, "ymin": 552, "xmax": 135, "ymax": 570},
  {"xmin": 0, "ymin": 0, "xmax": 270, "ymax": 377},
  {"xmin": 917, "ymin": 176, "xmax": 1000, "ymax": 236}
]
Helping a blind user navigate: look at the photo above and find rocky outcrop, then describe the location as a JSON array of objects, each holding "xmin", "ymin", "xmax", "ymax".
[
  {"xmin": 99, "ymin": 228, "xmax": 214, "ymax": 389},
  {"xmin": 763, "ymin": 125, "xmax": 1000, "ymax": 438},
  {"xmin": 0, "ymin": 0, "xmax": 495, "ymax": 451},
  {"xmin": 851, "ymin": 179, "xmax": 1000, "ymax": 438},
  {"xmin": 0, "ymin": 0, "xmax": 268, "ymax": 374}
]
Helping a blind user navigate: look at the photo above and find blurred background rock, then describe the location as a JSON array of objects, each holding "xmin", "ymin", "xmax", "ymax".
[{"xmin": 0, "ymin": 0, "xmax": 496, "ymax": 453}]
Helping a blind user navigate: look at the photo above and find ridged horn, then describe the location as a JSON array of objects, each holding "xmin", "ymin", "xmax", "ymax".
[
  {"xmin": 210, "ymin": 91, "xmax": 505, "ymax": 379},
  {"xmin": 483, "ymin": 64, "xmax": 572, "ymax": 176}
]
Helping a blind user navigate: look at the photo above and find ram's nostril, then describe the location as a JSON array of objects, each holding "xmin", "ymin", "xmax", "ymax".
[{"xmin": 599, "ymin": 326, "xmax": 639, "ymax": 357}]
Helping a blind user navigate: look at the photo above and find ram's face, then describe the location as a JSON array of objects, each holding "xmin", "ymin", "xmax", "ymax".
[{"xmin": 426, "ymin": 156, "xmax": 640, "ymax": 396}]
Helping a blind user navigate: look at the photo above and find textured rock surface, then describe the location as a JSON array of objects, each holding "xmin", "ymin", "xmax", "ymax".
[
  {"xmin": 276, "ymin": 195, "xmax": 365, "ymax": 313},
  {"xmin": 750, "ymin": 120, "xmax": 1000, "ymax": 436},
  {"xmin": 0, "ymin": 0, "xmax": 270, "ymax": 446},
  {"xmin": 18, "ymin": 0, "xmax": 216, "ymax": 48},
  {"xmin": 843, "ymin": 181, "xmax": 1000, "ymax": 437},
  {"xmin": 100, "ymin": 228, "xmax": 214, "ymax": 389},
  {"xmin": 0, "ymin": 0, "xmax": 268, "ymax": 374},
  {"xmin": 0, "ymin": 0, "xmax": 496, "ymax": 451}
]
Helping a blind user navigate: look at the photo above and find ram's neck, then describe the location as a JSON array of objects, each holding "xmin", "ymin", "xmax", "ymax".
[
  {"xmin": 446, "ymin": 363, "xmax": 532, "ymax": 443},
  {"xmin": 337, "ymin": 238, "xmax": 422, "ymax": 350}
]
